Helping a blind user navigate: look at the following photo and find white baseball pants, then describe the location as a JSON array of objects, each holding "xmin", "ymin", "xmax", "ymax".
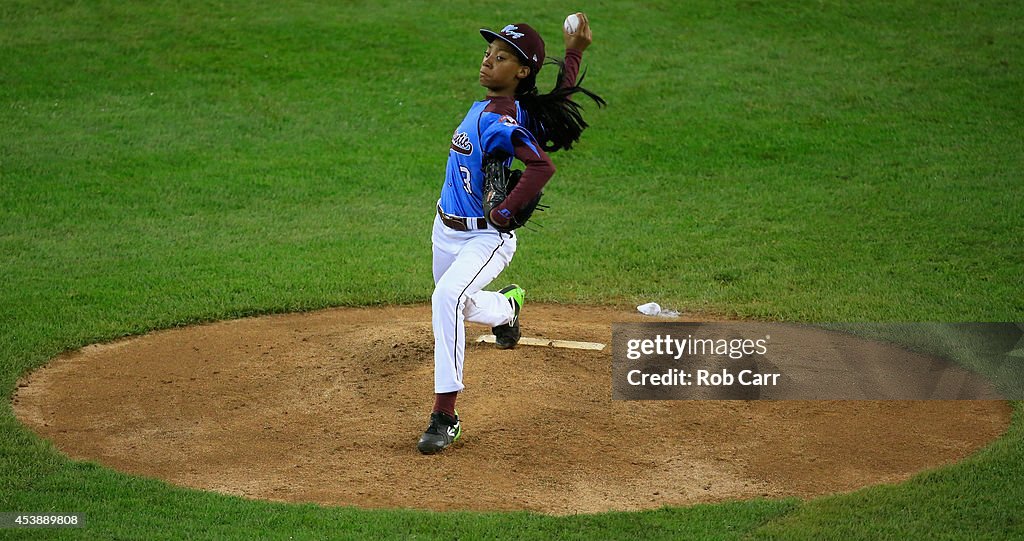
[{"xmin": 431, "ymin": 213, "xmax": 517, "ymax": 393}]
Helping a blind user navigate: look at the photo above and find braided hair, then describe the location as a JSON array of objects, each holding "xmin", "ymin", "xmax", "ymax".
[{"xmin": 516, "ymin": 57, "xmax": 606, "ymax": 153}]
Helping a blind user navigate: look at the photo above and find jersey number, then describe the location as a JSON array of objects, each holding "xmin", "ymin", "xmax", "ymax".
[{"xmin": 459, "ymin": 166, "xmax": 473, "ymax": 195}]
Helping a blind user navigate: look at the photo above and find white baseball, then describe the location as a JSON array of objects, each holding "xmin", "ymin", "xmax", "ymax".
[{"xmin": 564, "ymin": 13, "xmax": 581, "ymax": 34}]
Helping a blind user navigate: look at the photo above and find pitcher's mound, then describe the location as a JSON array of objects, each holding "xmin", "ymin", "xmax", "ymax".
[{"xmin": 13, "ymin": 305, "xmax": 1010, "ymax": 515}]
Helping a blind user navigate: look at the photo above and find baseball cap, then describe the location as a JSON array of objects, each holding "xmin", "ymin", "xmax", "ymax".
[{"xmin": 480, "ymin": 23, "xmax": 546, "ymax": 73}]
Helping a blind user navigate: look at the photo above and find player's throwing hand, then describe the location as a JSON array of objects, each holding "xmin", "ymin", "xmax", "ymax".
[{"xmin": 563, "ymin": 12, "xmax": 593, "ymax": 52}]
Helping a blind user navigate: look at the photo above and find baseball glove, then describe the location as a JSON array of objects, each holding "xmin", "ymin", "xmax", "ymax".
[{"xmin": 482, "ymin": 154, "xmax": 544, "ymax": 233}]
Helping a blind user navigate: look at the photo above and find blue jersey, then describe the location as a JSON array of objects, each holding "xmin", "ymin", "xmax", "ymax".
[{"xmin": 439, "ymin": 98, "xmax": 542, "ymax": 217}]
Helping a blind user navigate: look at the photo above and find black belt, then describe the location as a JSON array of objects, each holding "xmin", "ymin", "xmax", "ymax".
[{"xmin": 438, "ymin": 206, "xmax": 488, "ymax": 231}]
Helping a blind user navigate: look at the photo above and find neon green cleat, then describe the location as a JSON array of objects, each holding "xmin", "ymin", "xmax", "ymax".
[{"xmin": 493, "ymin": 284, "xmax": 524, "ymax": 349}]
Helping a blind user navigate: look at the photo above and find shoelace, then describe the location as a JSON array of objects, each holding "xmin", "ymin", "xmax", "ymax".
[{"xmin": 426, "ymin": 413, "xmax": 456, "ymax": 435}]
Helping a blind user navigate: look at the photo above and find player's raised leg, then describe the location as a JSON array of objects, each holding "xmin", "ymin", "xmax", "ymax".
[{"xmin": 430, "ymin": 231, "xmax": 516, "ymax": 393}]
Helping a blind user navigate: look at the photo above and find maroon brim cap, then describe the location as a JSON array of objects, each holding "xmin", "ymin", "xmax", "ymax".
[{"xmin": 480, "ymin": 23, "xmax": 545, "ymax": 72}]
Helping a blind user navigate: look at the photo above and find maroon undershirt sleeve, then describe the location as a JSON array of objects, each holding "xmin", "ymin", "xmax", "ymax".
[
  {"xmin": 562, "ymin": 48, "xmax": 582, "ymax": 90},
  {"xmin": 490, "ymin": 49, "xmax": 585, "ymax": 224},
  {"xmin": 493, "ymin": 139, "xmax": 555, "ymax": 219}
]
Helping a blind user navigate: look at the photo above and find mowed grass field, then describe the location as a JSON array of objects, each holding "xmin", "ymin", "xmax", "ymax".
[{"xmin": 2, "ymin": 0, "xmax": 1022, "ymax": 539}]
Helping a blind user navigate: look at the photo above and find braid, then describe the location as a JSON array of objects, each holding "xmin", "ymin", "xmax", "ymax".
[{"xmin": 516, "ymin": 57, "xmax": 606, "ymax": 153}]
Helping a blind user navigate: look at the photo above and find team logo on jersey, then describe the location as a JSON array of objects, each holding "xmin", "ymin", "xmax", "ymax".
[
  {"xmin": 451, "ymin": 130, "xmax": 473, "ymax": 155},
  {"xmin": 501, "ymin": 25, "xmax": 524, "ymax": 39},
  {"xmin": 499, "ymin": 115, "xmax": 518, "ymax": 127}
]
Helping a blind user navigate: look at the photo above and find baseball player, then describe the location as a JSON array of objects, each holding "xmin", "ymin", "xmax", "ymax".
[{"xmin": 418, "ymin": 15, "xmax": 604, "ymax": 454}]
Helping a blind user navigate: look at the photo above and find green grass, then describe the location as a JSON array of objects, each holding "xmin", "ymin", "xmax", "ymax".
[{"xmin": 2, "ymin": 0, "xmax": 1022, "ymax": 538}]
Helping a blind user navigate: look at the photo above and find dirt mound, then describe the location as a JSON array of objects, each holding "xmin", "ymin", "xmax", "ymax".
[{"xmin": 13, "ymin": 305, "xmax": 1010, "ymax": 515}]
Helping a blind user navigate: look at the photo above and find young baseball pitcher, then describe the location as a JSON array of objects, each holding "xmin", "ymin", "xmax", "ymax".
[{"xmin": 419, "ymin": 14, "xmax": 604, "ymax": 454}]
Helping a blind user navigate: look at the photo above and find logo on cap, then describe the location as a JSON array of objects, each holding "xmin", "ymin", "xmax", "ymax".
[{"xmin": 501, "ymin": 24, "xmax": 525, "ymax": 39}]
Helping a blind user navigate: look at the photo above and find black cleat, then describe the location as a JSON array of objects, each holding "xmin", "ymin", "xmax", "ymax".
[
  {"xmin": 492, "ymin": 284, "xmax": 524, "ymax": 350},
  {"xmin": 417, "ymin": 411, "xmax": 462, "ymax": 454}
]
